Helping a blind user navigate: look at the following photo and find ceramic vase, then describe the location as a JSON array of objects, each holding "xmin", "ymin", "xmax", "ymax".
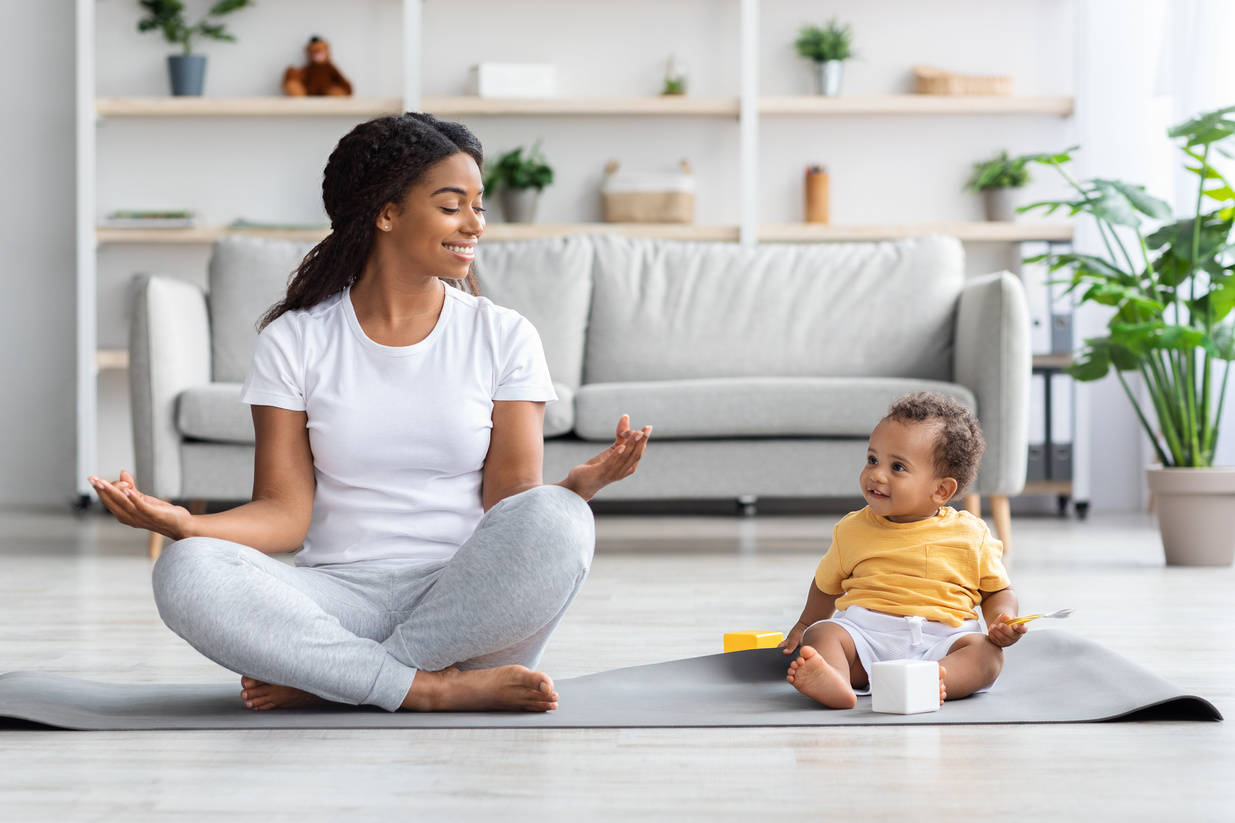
[
  {"xmin": 501, "ymin": 187, "xmax": 541, "ymax": 224},
  {"xmin": 168, "ymin": 55, "xmax": 207, "ymax": 96},
  {"xmin": 814, "ymin": 60, "xmax": 844, "ymax": 96},
  {"xmin": 982, "ymin": 187, "xmax": 1016, "ymax": 222},
  {"xmin": 1146, "ymin": 466, "xmax": 1235, "ymax": 566}
]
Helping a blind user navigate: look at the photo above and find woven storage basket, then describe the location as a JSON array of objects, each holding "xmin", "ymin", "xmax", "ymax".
[
  {"xmin": 602, "ymin": 160, "xmax": 695, "ymax": 224},
  {"xmin": 914, "ymin": 65, "xmax": 1012, "ymax": 96}
]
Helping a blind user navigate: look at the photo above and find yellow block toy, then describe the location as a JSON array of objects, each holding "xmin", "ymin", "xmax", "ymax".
[{"xmin": 723, "ymin": 630, "xmax": 784, "ymax": 653}]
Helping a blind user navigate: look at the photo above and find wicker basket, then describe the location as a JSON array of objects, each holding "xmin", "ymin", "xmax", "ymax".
[
  {"xmin": 602, "ymin": 160, "xmax": 695, "ymax": 224},
  {"xmin": 913, "ymin": 65, "xmax": 1012, "ymax": 96}
]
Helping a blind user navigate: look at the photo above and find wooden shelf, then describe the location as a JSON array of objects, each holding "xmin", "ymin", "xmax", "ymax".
[
  {"xmin": 424, "ymin": 96, "xmax": 739, "ymax": 117},
  {"xmin": 95, "ymin": 349, "xmax": 129, "ymax": 370},
  {"xmin": 759, "ymin": 222, "xmax": 1073, "ymax": 243},
  {"xmin": 96, "ymin": 97, "xmax": 402, "ymax": 117},
  {"xmin": 97, "ymin": 222, "xmax": 1072, "ymax": 245},
  {"xmin": 96, "ymin": 226, "xmax": 330, "ymax": 244},
  {"xmin": 1021, "ymin": 479, "xmax": 1074, "ymax": 497},
  {"xmin": 1033, "ymin": 352, "xmax": 1074, "ymax": 370},
  {"xmin": 760, "ymin": 95, "xmax": 1074, "ymax": 116},
  {"xmin": 94, "ymin": 96, "xmax": 739, "ymax": 118},
  {"xmin": 482, "ymin": 224, "xmax": 739, "ymax": 241},
  {"xmin": 95, "ymin": 95, "xmax": 1073, "ymax": 119}
]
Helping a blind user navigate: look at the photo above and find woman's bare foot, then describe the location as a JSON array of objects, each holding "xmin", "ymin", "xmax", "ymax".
[
  {"xmin": 402, "ymin": 665, "xmax": 559, "ymax": 712},
  {"xmin": 786, "ymin": 645, "xmax": 857, "ymax": 709},
  {"xmin": 938, "ymin": 664, "xmax": 947, "ymax": 705},
  {"xmin": 240, "ymin": 676, "xmax": 328, "ymax": 711}
]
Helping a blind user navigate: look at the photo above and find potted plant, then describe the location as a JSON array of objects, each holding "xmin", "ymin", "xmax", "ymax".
[
  {"xmin": 794, "ymin": 18, "xmax": 856, "ymax": 97},
  {"xmin": 1020, "ymin": 104, "xmax": 1235, "ymax": 566},
  {"xmin": 137, "ymin": 0, "xmax": 254, "ymax": 96},
  {"xmin": 484, "ymin": 142, "xmax": 554, "ymax": 224},
  {"xmin": 965, "ymin": 150, "xmax": 1031, "ymax": 222}
]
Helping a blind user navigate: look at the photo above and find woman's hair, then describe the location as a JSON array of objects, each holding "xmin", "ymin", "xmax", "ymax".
[
  {"xmin": 883, "ymin": 391, "xmax": 986, "ymax": 495},
  {"xmin": 258, "ymin": 112, "xmax": 484, "ymax": 330}
]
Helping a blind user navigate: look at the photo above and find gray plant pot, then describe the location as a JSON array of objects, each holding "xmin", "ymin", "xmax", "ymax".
[
  {"xmin": 501, "ymin": 187, "xmax": 541, "ymax": 224},
  {"xmin": 1146, "ymin": 466, "xmax": 1235, "ymax": 566},
  {"xmin": 168, "ymin": 54, "xmax": 207, "ymax": 96},
  {"xmin": 813, "ymin": 60, "xmax": 844, "ymax": 96},
  {"xmin": 982, "ymin": 187, "xmax": 1017, "ymax": 222}
]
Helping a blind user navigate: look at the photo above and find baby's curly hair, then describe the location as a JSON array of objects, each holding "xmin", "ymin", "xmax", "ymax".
[{"xmin": 883, "ymin": 391, "xmax": 985, "ymax": 495}]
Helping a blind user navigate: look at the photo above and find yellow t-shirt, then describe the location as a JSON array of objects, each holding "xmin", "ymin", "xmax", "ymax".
[{"xmin": 814, "ymin": 506, "xmax": 1010, "ymax": 628}]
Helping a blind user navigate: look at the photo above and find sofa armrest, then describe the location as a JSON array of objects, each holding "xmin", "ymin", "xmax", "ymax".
[
  {"xmin": 954, "ymin": 272, "xmax": 1031, "ymax": 496},
  {"xmin": 129, "ymin": 276, "xmax": 211, "ymax": 500}
]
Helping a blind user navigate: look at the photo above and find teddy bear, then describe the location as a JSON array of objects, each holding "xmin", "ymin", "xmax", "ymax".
[{"xmin": 283, "ymin": 36, "xmax": 352, "ymax": 97}]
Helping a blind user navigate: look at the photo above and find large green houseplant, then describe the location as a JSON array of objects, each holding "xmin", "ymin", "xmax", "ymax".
[{"xmin": 1021, "ymin": 104, "xmax": 1235, "ymax": 565}]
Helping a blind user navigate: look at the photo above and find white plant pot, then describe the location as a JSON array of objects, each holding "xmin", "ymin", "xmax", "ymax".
[
  {"xmin": 500, "ymin": 187, "xmax": 540, "ymax": 224},
  {"xmin": 982, "ymin": 188, "xmax": 1016, "ymax": 222},
  {"xmin": 813, "ymin": 60, "xmax": 844, "ymax": 96},
  {"xmin": 1146, "ymin": 466, "xmax": 1235, "ymax": 566}
]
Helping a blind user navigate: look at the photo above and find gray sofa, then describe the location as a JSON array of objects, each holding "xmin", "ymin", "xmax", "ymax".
[{"xmin": 131, "ymin": 234, "xmax": 1029, "ymax": 540}]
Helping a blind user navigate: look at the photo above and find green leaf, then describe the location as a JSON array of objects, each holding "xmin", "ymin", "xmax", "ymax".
[
  {"xmin": 1168, "ymin": 104, "xmax": 1235, "ymax": 145},
  {"xmin": 1212, "ymin": 318, "xmax": 1235, "ymax": 360},
  {"xmin": 1066, "ymin": 344, "xmax": 1112, "ymax": 381},
  {"xmin": 1089, "ymin": 180, "xmax": 1145, "ymax": 227},
  {"xmin": 1095, "ymin": 179, "xmax": 1172, "ymax": 219}
]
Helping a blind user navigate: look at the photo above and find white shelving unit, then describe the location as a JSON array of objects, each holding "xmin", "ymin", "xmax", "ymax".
[{"xmin": 76, "ymin": 0, "xmax": 1079, "ymax": 508}]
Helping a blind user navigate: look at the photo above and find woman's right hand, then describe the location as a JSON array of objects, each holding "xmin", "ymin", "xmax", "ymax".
[{"xmin": 88, "ymin": 469, "xmax": 195, "ymax": 540}]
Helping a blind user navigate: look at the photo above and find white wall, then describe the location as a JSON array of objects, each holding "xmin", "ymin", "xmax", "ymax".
[
  {"xmin": 0, "ymin": 3, "xmax": 78, "ymax": 508},
  {"xmin": 9, "ymin": 0, "xmax": 1221, "ymax": 510}
]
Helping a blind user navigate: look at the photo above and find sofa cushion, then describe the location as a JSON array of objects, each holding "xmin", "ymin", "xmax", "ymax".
[
  {"xmin": 573, "ymin": 377, "xmax": 977, "ymax": 441},
  {"xmin": 209, "ymin": 236, "xmax": 316, "ymax": 383},
  {"xmin": 544, "ymin": 382, "xmax": 575, "ymax": 438},
  {"xmin": 585, "ymin": 235, "xmax": 964, "ymax": 385},
  {"xmin": 178, "ymin": 381, "xmax": 575, "ymax": 444},
  {"xmin": 475, "ymin": 236, "xmax": 594, "ymax": 391},
  {"xmin": 177, "ymin": 383, "xmax": 253, "ymax": 444}
]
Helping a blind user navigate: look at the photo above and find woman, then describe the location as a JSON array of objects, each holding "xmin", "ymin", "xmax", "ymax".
[{"xmin": 88, "ymin": 113, "xmax": 651, "ymax": 713}]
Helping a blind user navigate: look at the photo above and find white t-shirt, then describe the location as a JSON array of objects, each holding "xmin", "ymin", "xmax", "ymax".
[{"xmin": 240, "ymin": 284, "xmax": 557, "ymax": 568}]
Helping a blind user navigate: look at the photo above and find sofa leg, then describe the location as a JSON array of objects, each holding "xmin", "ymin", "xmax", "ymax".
[
  {"xmin": 737, "ymin": 495, "xmax": 758, "ymax": 517},
  {"xmin": 962, "ymin": 494, "xmax": 981, "ymax": 518},
  {"xmin": 147, "ymin": 530, "xmax": 164, "ymax": 560},
  {"xmin": 189, "ymin": 499, "xmax": 208, "ymax": 515},
  {"xmin": 989, "ymin": 494, "xmax": 1012, "ymax": 563}
]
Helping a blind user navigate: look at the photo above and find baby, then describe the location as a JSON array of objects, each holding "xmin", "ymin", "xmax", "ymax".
[{"xmin": 781, "ymin": 391, "xmax": 1026, "ymax": 708}]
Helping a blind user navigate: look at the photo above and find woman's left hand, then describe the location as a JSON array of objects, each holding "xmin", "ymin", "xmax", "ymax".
[{"xmin": 559, "ymin": 415, "xmax": 652, "ymax": 501}]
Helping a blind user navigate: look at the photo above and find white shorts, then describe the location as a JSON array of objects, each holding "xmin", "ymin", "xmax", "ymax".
[{"xmin": 810, "ymin": 605, "xmax": 988, "ymax": 695}]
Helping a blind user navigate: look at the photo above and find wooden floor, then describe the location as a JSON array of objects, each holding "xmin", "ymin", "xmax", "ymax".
[{"xmin": 1, "ymin": 507, "xmax": 1232, "ymax": 822}]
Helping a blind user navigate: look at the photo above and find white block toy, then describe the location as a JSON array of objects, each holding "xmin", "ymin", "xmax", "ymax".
[{"xmin": 870, "ymin": 660, "xmax": 942, "ymax": 715}]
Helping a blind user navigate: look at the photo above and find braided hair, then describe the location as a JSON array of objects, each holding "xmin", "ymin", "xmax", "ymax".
[{"xmin": 259, "ymin": 113, "xmax": 484, "ymax": 330}]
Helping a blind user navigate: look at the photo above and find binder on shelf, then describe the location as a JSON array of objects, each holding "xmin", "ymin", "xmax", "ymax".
[
  {"xmin": 1026, "ymin": 372, "xmax": 1047, "ymax": 483},
  {"xmin": 1051, "ymin": 311, "xmax": 1074, "ymax": 354},
  {"xmin": 1049, "ymin": 372, "xmax": 1074, "ymax": 481},
  {"xmin": 1018, "ymin": 245, "xmax": 1053, "ymax": 355}
]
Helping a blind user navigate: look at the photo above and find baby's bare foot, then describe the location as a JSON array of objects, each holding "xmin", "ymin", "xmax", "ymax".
[
  {"xmin": 403, "ymin": 665, "xmax": 560, "ymax": 712},
  {"xmin": 786, "ymin": 645, "xmax": 857, "ymax": 709},
  {"xmin": 939, "ymin": 664, "xmax": 947, "ymax": 705},
  {"xmin": 240, "ymin": 676, "xmax": 328, "ymax": 711}
]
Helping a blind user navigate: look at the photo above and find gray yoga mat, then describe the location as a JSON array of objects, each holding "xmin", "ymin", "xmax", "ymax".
[{"xmin": 0, "ymin": 631, "xmax": 1220, "ymax": 731}]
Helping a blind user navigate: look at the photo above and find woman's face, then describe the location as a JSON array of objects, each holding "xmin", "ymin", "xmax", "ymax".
[{"xmin": 379, "ymin": 151, "xmax": 485, "ymax": 282}]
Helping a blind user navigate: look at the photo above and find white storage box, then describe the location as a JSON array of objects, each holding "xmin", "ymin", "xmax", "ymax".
[
  {"xmin": 601, "ymin": 160, "xmax": 695, "ymax": 224},
  {"xmin": 469, "ymin": 63, "xmax": 557, "ymax": 99}
]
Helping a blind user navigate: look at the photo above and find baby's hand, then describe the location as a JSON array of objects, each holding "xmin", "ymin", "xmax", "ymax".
[
  {"xmin": 780, "ymin": 621, "xmax": 808, "ymax": 654},
  {"xmin": 988, "ymin": 614, "xmax": 1028, "ymax": 648}
]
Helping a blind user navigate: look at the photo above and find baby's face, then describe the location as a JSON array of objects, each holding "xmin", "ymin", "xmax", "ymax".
[{"xmin": 860, "ymin": 419, "xmax": 950, "ymax": 522}]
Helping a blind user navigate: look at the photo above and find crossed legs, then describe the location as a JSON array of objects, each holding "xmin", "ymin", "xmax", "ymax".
[{"xmin": 153, "ymin": 485, "xmax": 595, "ymax": 712}]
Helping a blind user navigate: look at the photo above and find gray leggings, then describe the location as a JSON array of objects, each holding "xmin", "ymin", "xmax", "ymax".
[{"xmin": 151, "ymin": 485, "xmax": 595, "ymax": 712}]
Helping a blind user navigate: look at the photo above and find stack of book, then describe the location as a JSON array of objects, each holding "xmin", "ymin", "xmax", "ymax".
[{"xmin": 101, "ymin": 210, "xmax": 198, "ymax": 229}]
